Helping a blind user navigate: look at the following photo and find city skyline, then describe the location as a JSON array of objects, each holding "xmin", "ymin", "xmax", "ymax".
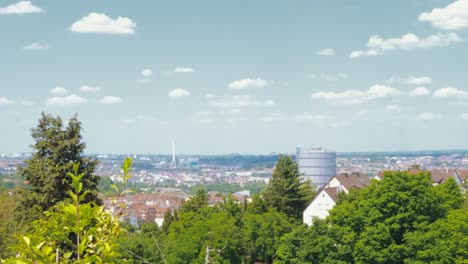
[{"xmin": 1, "ymin": 0, "xmax": 468, "ymax": 154}]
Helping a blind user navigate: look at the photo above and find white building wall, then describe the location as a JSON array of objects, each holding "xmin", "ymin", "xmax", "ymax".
[
  {"xmin": 303, "ymin": 189, "xmax": 337, "ymax": 226},
  {"xmin": 325, "ymin": 177, "xmax": 348, "ymax": 193}
]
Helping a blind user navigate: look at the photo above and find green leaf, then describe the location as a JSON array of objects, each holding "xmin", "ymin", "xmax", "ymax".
[{"xmin": 22, "ymin": 236, "xmax": 30, "ymax": 246}]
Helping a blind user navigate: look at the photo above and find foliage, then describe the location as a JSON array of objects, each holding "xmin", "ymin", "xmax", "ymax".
[
  {"xmin": 116, "ymin": 223, "xmax": 167, "ymax": 264},
  {"xmin": 166, "ymin": 206, "xmax": 242, "ymax": 264},
  {"xmin": 405, "ymin": 209, "xmax": 468, "ymax": 264},
  {"xmin": 6, "ymin": 162, "xmax": 130, "ymax": 263},
  {"xmin": 242, "ymin": 209, "xmax": 293, "ymax": 264},
  {"xmin": 275, "ymin": 170, "xmax": 465, "ymax": 264},
  {"xmin": 276, "ymin": 220, "xmax": 339, "ymax": 264},
  {"xmin": 0, "ymin": 189, "xmax": 20, "ymax": 258},
  {"xmin": 263, "ymin": 155, "xmax": 315, "ymax": 221},
  {"xmin": 16, "ymin": 113, "xmax": 100, "ymax": 222},
  {"xmin": 180, "ymin": 188, "xmax": 209, "ymax": 214}
]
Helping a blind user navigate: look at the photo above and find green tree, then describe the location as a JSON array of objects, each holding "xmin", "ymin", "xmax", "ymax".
[
  {"xmin": 180, "ymin": 188, "xmax": 209, "ymax": 214},
  {"xmin": 263, "ymin": 155, "xmax": 314, "ymax": 221},
  {"xmin": 246, "ymin": 194, "xmax": 268, "ymax": 215},
  {"xmin": 117, "ymin": 223, "xmax": 167, "ymax": 264},
  {"xmin": 0, "ymin": 188, "xmax": 20, "ymax": 259},
  {"xmin": 166, "ymin": 207, "xmax": 242, "ymax": 264},
  {"xmin": 17, "ymin": 113, "xmax": 100, "ymax": 221},
  {"xmin": 276, "ymin": 220, "xmax": 339, "ymax": 264},
  {"xmin": 275, "ymin": 171, "xmax": 465, "ymax": 264},
  {"xmin": 6, "ymin": 163, "xmax": 125, "ymax": 263},
  {"xmin": 242, "ymin": 209, "xmax": 293, "ymax": 264},
  {"xmin": 405, "ymin": 209, "xmax": 468, "ymax": 264}
]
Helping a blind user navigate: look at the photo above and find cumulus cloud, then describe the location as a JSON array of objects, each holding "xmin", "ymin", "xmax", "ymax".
[
  {"xmin": 0, "ymin": 97, "xmax": 15, "ymax": 105},
  {"xmin": 350, "ymin": 33, "xmax": 461, "ymax": 58},
  {"xmin": 168, "ymin": 88, "xmax": 190, "ymax": 98},
  {"xmin": 419, "ymin": 0, "xmax": 468, "ymax": 30},
  {"xmin": 80, "ymin": 85, "xmax": 100, "ymax": 92},
  {"xmin": 417, "ymin": 112, "xmax": 443, "ymax": 120},
  {"xmin": 0, "ymin": 1, "xmax": 43, "ymax": 14},
  {"xmin": 228, "ymin": 78, "xmax": 268, "ymax": 90},
  {"xmin": 209, "ymin": 95, "xmax": 274, "ymax": 108},
  {"xmin": 137, "ymin": 69, "xmax": 153, "ymax": 83},
  {"xmin": 311, "ymin": 84, "xmax": 403, "ymax": 104},
  {"xmin": 294, "ymin": 113, "xmax": 327, "ymax": 121},
  {"xmin": 69, "ymin": 13, "xmax": 136, "ymax": 34},
  {"xmin": 317, "ymin": 48, "xmax": 334, "ymax": 56},
  {"xmin": 49, "ymin": 87, "xmax": 67, "ymax": 95},
  {"xmin": 307, "ymin": 72, "xmax": 348, "ymax": 82},
  {"xmin": 410, "ymin": 87, "xmax": 431, "ymax": 96},
  {"xmin": 461, "ymin": 113, "xmax": 468, "ymax": 120},
  {"xmin": 23, "ymin": 42, "xmax": 48, "ymax": 50},
  {"xmin": 349, "ymin": 50, "xmax": 380, "ymax": 58},
  {"xmin": 405, "ymin": 76, "xmax": 432, "ymax": 85},
  {"xmin": 205, "ymin": 93, "xmax": 215, "ymax": 99},
  {"xmin": 99, "ymin": 96, "xmax": 122, "ymax": 104},
  {"xmin": 261, "ymin": 114, "xmax": 284, "ymax": 123},
  {"xmin": 433, "ymin": 87, "xmax": 468, "ymax": 98},
  {"xmin": 174, "ymin": 67, "xmax": 195, "ymax": 73},
  {"xmin": 141, "ymin": 69, "xmax": 152, "ymax": 77},
  {"xmin": 46, "ymin": 94, "xmax": 87, "ymax": 106}
]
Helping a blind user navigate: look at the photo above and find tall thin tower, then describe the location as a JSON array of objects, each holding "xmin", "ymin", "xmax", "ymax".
[{"xmin": 172, "ymin": 140, "xmax": 176, "ymax": 164}]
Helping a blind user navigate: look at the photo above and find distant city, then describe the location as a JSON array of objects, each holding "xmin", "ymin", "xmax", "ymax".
[{"xmin": 2, "ymin": 148, "xmax": 468, "ymax": 185}]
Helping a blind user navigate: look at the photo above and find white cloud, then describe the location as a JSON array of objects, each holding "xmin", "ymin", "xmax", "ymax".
[
  {"xmin": 460, "ymin": 113, "xmax": 468, "ymax": 120},
  {"xmin": 307, "ymin": 72, "xmax": 348, "ymax": 82},
  {"xmin": 141, "ymin": 69, "xmax": 152, "ymax": 77},
  {"xmin": 261, "ymin": 114, "xmax": 283, "ymax": 123},
  {"xmin": 23, "ymin": 42, "xmax": 48, "ymax": 50},
  {"xmin": 419, "ymin": 0, "xmax": 468, "ymax": 30},
  {"xmin": 205, "ymin": 93, "xmax": 215, "ymax": 99},
  {"xmin": 311, "ymin": 84, "xmax": 403, "ymax": 104},
  {"xmin": 0, "ymin": 1, "xmax": 43, "ymax": 15},
  {"xmin": 46, "ymin": 94, "xmax": 87, "ymax": 106},
  {"xmin": 417, "ymin": 112, "xmax": 443, "ymax": 120},
  {"xmin": 433, "ymin": 87, "xmax": 468, "ymax": 98},
  {"xmin": 174, "ymin": 67, "xmax": 195, "ymax": 73},
  {"xmin": 410, "ymin": 87, "xmax": 431, "ymax": 96},
  {"xmin": 294, "ymin": 113, "xmax": 327, "ymax": 121},
  {"xmin": 168, "ymin": 88, "xmax": 190, "ymax": 98},
  {"xmin": 49, "ymin": 87, "xmax": 67, "ymax": 95},
  {"xmin": 351, "ymin": 33, "xmax": 461, "ymax": 58},
  {"xmin": 69, "ymin": 13, "xmax": 136, "ymax": 34},
  {"xmin": 227, "ymin": 78, "xmax": 268, "ymax": 90},
  {"xmin": 386, "ymin": 104, "xmax": 403, "ymax": 112},
  {"xmin": 80, "ymin": 85, "xmax": 100, "ymax": 92},
  {"xmin": 405, "ymin": 76, "xmax": 432, "ymax": 85},
  {"xmin": 0, "ymin": 97, "xmax": 15, "ymax": 105},
  {"xmin": 317, "ymin": 48, "xmax": 334, "ymax": 56},
  {"xmin": 209, "ymin": 95, "xmax": 275, "ymax": 108},
  {"xmin": 99, "ymin": 96, "xmax": 122, "ymax": 104},
  {"xmin": 349, "ymin": 49, "xmax": 380, "ymax": 58}
]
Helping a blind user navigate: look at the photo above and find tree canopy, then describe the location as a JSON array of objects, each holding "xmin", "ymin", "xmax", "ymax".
[
  {"xmin": 17, "ymin": 113, "xmax": 100, "ymax": 219},
  {"xmin": 263, "ymin": 155, "xmax": 314, "ymax": 221}
]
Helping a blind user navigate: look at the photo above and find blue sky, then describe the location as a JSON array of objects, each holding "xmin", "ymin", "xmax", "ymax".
[{"xmin": 1, "ymin": 0, "xmax": 468, "ymax": 154}]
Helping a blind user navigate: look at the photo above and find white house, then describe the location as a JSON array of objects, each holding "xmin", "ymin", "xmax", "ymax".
[{"xmin": 303, "ymin": 172, "xmax": 370, "ymax": 226}]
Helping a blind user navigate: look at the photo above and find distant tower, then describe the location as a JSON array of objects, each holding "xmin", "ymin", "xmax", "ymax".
[
  {"xmin": 171, "ymin": 140, "xmax": 177, "ymax": 168},
  {"xmin": 172, "ymin": 140, "xmax": 176, "ymax": 163},
  {"xmin": 296, "ymin": 147, "xmax": 336, "ymax": 189}
]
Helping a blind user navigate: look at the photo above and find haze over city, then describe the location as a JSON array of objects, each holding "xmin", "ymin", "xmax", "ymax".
[{"xmin": 1, "ymin": 0, "xmax": 468, "ymax": 154}]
